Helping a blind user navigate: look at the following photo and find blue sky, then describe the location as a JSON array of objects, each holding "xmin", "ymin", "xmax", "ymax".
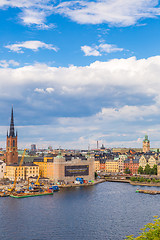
[{"xmin": 1, "ymin": 0, "xmax": 160, "ymax": 149}]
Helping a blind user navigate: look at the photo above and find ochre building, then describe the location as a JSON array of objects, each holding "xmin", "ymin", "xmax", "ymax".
[{"xmin": 53, "ymin": 154, "xmax": 95, "ymax": 183}]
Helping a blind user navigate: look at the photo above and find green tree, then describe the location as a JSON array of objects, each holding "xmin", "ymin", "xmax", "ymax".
[
  {"xmin": 152, "ymin": 165, "xmax": 157, "ymax": 175},
  {"xmin": 152, "ymin": 178, "xmax": 156, "ymax": 183},
  {"xmin": 125, "ymin": 216, "xmax": 160, "ymax": 240},
  {"xmin": 124, "ymin": 168, "xmax": 131, "ymax": 174},
  {"xmin": 138, "ymin": 166, "xmax": 144, "ymax": 174},
  {"xmin": 144, "ymin": 164, "xmax": 151, "ymax": 175}
]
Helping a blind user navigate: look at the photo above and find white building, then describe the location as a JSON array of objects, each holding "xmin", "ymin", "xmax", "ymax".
[{"xmin": 0, "ymin": 160, "xmax": 6, "ymax": 179}]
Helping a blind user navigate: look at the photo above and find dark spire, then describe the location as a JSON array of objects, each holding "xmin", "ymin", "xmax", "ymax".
[{"xmin": 9, "ymin": 106, "xmax": 15, "ymax": 137}]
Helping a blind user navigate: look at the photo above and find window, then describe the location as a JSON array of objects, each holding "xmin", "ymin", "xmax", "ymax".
[
  {"xmin": 8, "ymin": 140, "xmax": 10, "ymax": 147},
  {"xmin": 13, "ymin": 140, "xmax": 15, "ymax": 147}
]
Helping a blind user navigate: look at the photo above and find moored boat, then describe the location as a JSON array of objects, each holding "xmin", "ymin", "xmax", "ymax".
[{"xmin": 10, "ymin": 191, "xmax": 53, "ymax": 198}]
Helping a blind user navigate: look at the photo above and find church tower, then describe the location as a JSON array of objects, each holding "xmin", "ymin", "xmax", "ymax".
[
  {"xmin": 143, "ymin": 135, "xmax": 150, "ymax": 153},
  {"xmin": 6, "ymin": 107, "xmax": 18, "ymax": 165}
]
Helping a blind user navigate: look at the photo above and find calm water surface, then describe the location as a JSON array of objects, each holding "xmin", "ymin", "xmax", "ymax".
[{"xmin": 0, "ymin": 182, "xmax": 160, "ymax": 240}]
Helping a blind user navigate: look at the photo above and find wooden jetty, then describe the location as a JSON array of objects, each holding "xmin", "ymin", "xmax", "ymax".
[{"xmin": 136, "ymin": 189, "xmax": 160, "ymax": 195}]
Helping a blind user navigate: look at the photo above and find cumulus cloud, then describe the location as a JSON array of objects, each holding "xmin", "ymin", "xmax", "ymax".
[
  {"xmin": 1, "ymin": 56, "xmax": 160, "ymax": 99},
  {"xmin": 34, "ymin": 87, "xmax": 54, "ymax": 94},
  {"xmin": 1, "ymin": 56, "xmax": 160, "ymax": 147},
  {"xmin": 55, "ymin": 0, "xmax": 160, "ymax": 27},
  {"xmin": 5, "ymin": 41, "xmax": 58, "ymax": 53},
  {"xmin": 0, "ymin": 60, "xmax": 19, "ymax": 68},
  {"xmin": 81, "ymin": 46, "xmax": 101, "ymax": 56},
  {"xmin": 81, "ymin": 43, "xmax": 123, "ymax": 56}
]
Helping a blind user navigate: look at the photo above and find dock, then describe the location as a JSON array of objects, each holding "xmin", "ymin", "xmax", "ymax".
[{"xmin": 136, "ymin": 189, "xmax": 160, "ymax": 195}]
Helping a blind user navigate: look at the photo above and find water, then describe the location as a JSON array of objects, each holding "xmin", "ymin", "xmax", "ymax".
[{"xmin": 0, "ymin": 182, "xmax": 160, "ymax": 240}]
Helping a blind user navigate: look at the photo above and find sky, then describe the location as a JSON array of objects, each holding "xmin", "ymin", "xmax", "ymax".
[{"xmin": 1, "ymin": 0, "xmax": 160, "ymax": 149}]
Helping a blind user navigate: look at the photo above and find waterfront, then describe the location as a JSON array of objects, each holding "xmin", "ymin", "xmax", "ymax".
[{"xmin": 1, "ymin": 182, "xmax": 160, "ymax": 240}]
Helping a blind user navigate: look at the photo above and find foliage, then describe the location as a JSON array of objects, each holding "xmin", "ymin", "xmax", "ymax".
[
  {"xmin": 125, "ymin": 168, "xmax": 131, "ymax": 174},
  {"xmin": 130, "ymin": 177, "xmax": 137, "ymax": 181},
  {"xmin": 138, "ymin": 166, "xmax": 144, "ymax": 174},
  {"xmin": 152, "ymin": 165, "xmax": 157, "ymax": 175},
  {"xmin": 141, "ymin": 164, "xmax": 157, "ymax": 175},
  {"xmin": 125, "ymin": 216, "xmax": 160, "ymax": 240},
  {"xmin": 144, "ymin": 164, "xmax": 151, "ymax": 175},
  {"xmin": 139, "ymin": 177, "xmax": 145, "ymax": 182},
  {"xmin": 152, "ymin": 178, "xmax": 156, "ymax": 183},
  {"xmin": 129, "ymin": 177, "xmax": 160, "ymax": 184}
]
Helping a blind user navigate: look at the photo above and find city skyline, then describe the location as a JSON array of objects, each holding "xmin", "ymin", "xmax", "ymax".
[{"xmin": 1, "ymin": 1, "xmax": 160, "ymax": 148}]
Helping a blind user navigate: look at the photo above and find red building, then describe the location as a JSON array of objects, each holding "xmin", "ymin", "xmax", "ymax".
[
  {"xmin": 124, "ymin": 158, "xmax": 139, "ymax": 174},
  {"xmin": 6, "ymin": 107, "xmax": 18, "ymax": 165}
]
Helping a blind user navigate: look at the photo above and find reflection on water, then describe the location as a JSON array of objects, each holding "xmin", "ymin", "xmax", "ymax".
[{"xmin": 0, "ymin": 182, "xmax": 160, "ymax": 240}]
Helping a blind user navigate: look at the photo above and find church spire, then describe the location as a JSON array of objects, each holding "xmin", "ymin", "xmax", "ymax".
[{"xmin": 9, "ymin": 106, "xmax": 15, "ymax": 137}]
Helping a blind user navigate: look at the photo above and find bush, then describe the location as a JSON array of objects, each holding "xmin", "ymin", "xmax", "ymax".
[
  {"xmin": 139, "ymin": 177, "xmax": 145, "ymax": 182},
  {"xmin": 152, "ymin": 178, "xmax": 156, "ymax": 183},
  {"xmin": 130, "ymin": 177, "xmax": 137, "ymax": 182},
  {"xmin": 147, "ymin": 179, "xmax": 151, "ymax": 183}
]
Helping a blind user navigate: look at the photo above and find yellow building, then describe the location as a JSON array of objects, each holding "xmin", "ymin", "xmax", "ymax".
[
  {"xmin": 33, "ymin": 156, "xmax": 54, "ymax": 179},
  {"xmin": 94, "ymin": 160, "xmax": 100, "ymax": 172},
  {"xmin": 148, "ymin": 156, "xmax": 157, "ymax": 168},
  {"xmin": 105, "ymin": 160, "xmax": 119, "ymax": 173},
  {"xmin": 139, "ymin": 155, "xmax": 157, "ymax": 169},
  {"xmin": 139, "ymin": 155, "xmax": 147, "ymax": 169},
  {"xmin": 23, "ymin": 163, "xmax": 39, "ymax": 179},
  {"xmin": 5, "ymin": 163, "xmax": 39, "ymax": 181},
  {"xmin": 5, "ymin": 164, "xmax": 25, "ymax": 181}
]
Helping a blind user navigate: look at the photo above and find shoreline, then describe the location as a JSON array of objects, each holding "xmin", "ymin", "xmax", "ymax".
[
  {"xmin": 105, "ymin": 178, "xmax": 160, "ymax": 187},
  {"xmin": 0, "ymin": 179, "xmax": 106, "ymax": 190},
  {"xmin": 59, "ymin": 179, "xmax": 105, "ymax": 188}
]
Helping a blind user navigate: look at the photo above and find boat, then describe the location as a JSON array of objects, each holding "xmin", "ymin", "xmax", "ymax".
[
  {"xmin": 10, "ymin": 191, "xmax": 53, "ymax": 198},
  {"xmin": 50, "ymin": 186, "xmax": 59, "ymax": 192},
  {"xmin": 0, "ymin": 192, "xmax": 10, "ymax": 197}
]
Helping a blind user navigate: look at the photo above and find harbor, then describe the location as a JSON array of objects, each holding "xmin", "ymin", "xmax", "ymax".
[{"xmin": 0, "ymin": 181, "xmax": 160, "ymax": 240}]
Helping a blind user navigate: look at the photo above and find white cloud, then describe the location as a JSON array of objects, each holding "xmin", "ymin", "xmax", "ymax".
[
  {"xmin": 99, "ymin": 43, "xmax": 123, "ymax": 53},
  {"xmin": 81, "ymin": 43, "xmax": 123, "ymax": 56},
  {"xmin": 0, "ymin": 0, "xmax": 54, "ymax": 28},
  {"xmin": 1, "ymin": 0, "xmax": 160, "ymax": 28},
  {"xmin": 46, "ymin": 87, "xmax": 54, "ymax": 93},
  {"xmin": 19, "ymin": 8, "xmax": 54, "ymax": 29},
  {"xmin": 34, "ymin": 87, "xmax": 54, "ymax": 94},
  {"xmin": 2, "ymin": 56, "xmax": 160, "ymax": 97},
  {"xmin": 55, "ymin": 0, "xmax": 160, "ymax": 27},
  {"xmin": 34, "ymin": 88, "xmax": 45, "ymax": 93},
  {"xmin": 81, "ymin": 46, "xmax": 101, "ymax": 56},
  {"xmin": 0, "ymin": 60, "xmax": 19, "ymax": 68},
  {"xmin": 1, "ymin": 56, "xmax": 160, "ymax": 147},
  {"xmin": 5, "ymin": 41, "xmax": 58, "ymax": 53}
]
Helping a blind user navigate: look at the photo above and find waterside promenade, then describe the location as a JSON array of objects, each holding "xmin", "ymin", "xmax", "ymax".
[{"xmin": 105, "ymin": 175, "xmax": 160, "ymax": 187}]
